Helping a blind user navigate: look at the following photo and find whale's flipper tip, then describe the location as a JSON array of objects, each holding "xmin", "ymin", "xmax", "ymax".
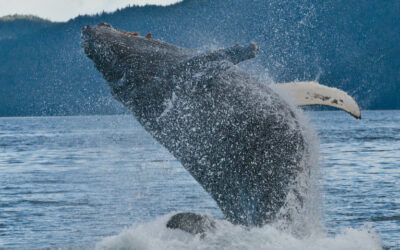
[{"xmin": 353, "ymin": 113, "xmax": 362, "ymax": 120}]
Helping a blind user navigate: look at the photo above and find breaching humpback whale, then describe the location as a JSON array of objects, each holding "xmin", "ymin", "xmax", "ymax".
[{"xmin": 81, "ymin": 23, "xmax": 360, "ymax": 229}]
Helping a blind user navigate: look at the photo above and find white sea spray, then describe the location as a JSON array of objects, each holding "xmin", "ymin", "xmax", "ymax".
[{"xmin": 96, "ymin": 214, "xmax": 382, "ymax": 250}]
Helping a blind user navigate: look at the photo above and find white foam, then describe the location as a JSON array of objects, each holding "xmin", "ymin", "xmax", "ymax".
[{"xmin": 96, "ymin": 214, "xmax": 382, "ymax": 250}]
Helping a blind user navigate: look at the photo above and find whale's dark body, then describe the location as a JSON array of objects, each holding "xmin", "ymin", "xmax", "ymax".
[{"xmin": 82, "ymin": 23, "xmax": 308, "ymax": 227}]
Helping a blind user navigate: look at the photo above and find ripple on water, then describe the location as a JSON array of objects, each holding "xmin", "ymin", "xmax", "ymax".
[{"xmin": 0, "ymin": 112, "xmax": 399, "ymax": 249}]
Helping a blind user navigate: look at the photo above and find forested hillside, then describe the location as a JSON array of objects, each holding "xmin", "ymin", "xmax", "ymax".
[{"xmin": 0, "ymin": 0, "xmax": 398, "ymax": 116}]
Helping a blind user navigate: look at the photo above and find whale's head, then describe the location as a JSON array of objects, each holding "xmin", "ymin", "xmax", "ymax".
[{"xmin": 81, "ymin": 23, "xmax": 193, "ymax": 85}]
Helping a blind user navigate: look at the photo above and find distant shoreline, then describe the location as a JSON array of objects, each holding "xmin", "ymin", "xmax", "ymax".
[{"xmin": 0, "ymin": 109, "xmax": 399, "ymax": 119}]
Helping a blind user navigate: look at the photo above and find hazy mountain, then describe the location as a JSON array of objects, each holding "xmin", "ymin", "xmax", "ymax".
[
  {"xmin": 0, "ymin": 15, "xmax": 55, "ymax": 40},
  {"xmin": 0, "ymin": 0, "xmax": 399, "ymax": 116}
]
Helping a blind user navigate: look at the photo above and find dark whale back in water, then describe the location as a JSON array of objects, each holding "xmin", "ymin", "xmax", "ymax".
[
  {"xmin": 166, "ymin": 213, "xmax": 216, "ymax": 236},
  {"xmin": 82, "ymin": 23, "xmax": 313, "ymax": 226}
]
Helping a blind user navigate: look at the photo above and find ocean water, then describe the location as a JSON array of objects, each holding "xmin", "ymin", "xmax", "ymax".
[{"xmin": 0, "ymin": 111, "xmax": 398, "ymax": 249}]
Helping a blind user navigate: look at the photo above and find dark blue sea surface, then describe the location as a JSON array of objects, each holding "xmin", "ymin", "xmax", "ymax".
[{"xmin": 0, "ymin": 111, "xmax": 398, "ymax": 249}]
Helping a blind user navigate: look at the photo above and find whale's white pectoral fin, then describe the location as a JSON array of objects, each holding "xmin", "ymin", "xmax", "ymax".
[{"xmin": 274, "ymin": 81, "xmax": 361, "ymax": 119}]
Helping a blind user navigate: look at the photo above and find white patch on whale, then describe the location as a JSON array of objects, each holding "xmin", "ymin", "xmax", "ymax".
[{"xmin": 273, "ymin": 81, "xmax": 361, "ymax": 119}]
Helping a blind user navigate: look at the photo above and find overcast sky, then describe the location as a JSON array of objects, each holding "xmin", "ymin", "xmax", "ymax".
[{"xmin": 0, "ymin": 0, "xmax": 181, "ymax": 22}]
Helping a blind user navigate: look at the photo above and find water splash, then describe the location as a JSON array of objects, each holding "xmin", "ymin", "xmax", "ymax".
[{"xmin": 96, "ymin": 214, "xmax": 382, "ymax": 250}]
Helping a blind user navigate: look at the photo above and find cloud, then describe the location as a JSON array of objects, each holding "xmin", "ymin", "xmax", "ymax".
[{"xmin": 0, "ymin": 0, "xmax": 181, "ymax": 22}]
